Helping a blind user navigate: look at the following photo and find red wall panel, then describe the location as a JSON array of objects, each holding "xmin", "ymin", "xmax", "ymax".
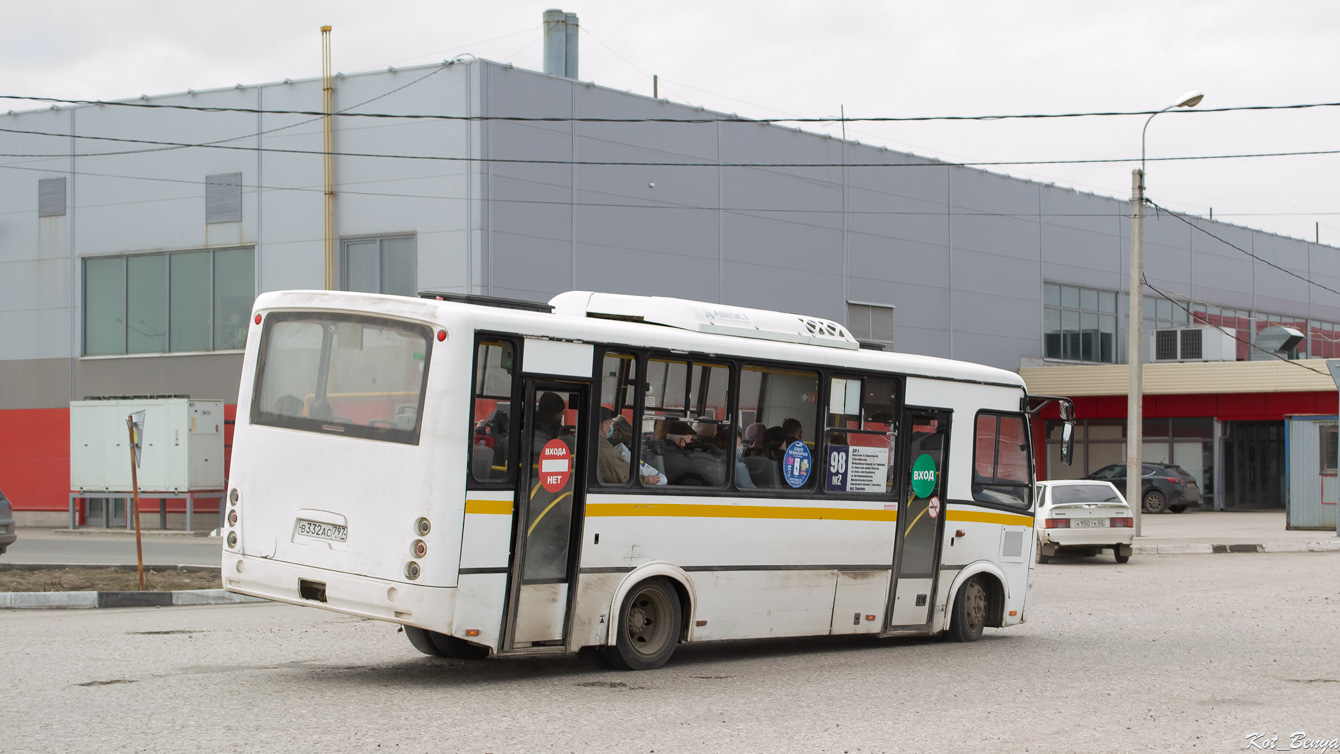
[
  {"xmin": 1069, "ymin": 391, "xmax": 1336, "ymax": 422},
  {"xmin": 1, "ymin": 404, "xmax": 237, "ymax": 513},
  {"xmin": 0, "ymin": 408, "xmax": 70, "ymax": 512}
]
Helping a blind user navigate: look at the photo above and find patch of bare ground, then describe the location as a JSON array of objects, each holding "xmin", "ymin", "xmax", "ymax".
[{"xmin": 0, "ymin": 567, "xmax": 221, "ymax": 592}]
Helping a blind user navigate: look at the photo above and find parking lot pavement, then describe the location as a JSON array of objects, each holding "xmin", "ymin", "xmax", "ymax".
[{"xmin": 1132, "ymin": 509, "xmax": 1340, "ymax": 554}]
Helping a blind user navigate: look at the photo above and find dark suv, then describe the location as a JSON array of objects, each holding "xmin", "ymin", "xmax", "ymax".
[
  {"xmin": 0, "ymin": 488, "xmax": 16, "ymax": 555},
  {"xmin": 1086, "ymin": 463, "xmax": 1202, "ymax": 513}
]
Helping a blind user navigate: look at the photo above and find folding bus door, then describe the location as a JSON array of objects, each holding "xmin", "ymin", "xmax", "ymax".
[{"xmin": 886, "ymin": 408, "xmax": 951, "ymax": 630}]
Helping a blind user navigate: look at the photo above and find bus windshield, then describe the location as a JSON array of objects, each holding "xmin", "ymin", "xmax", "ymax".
[{"xmin": 250, "ymin": 312, "xmax": 432, "ymax": 444}]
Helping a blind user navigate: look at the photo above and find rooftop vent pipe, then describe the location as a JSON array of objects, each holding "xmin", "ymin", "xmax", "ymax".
[{"xmin": 542, "ymin": 9, "xmax": 579, "ymax": 79}]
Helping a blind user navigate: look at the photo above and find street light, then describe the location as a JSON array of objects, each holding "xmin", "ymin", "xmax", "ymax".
[{"xmin": 1128, "ymin": 90, "xmax": 1203, "ymax": 536}]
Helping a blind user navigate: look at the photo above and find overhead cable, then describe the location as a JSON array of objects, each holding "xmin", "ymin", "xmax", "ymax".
[
  {"xmin": 4, "ymin": 93, "xmax": 1340, "ymax": 124},
  {"xmin": 3, "ymin": 125, "xmax": 1339, "ymax": 167}
]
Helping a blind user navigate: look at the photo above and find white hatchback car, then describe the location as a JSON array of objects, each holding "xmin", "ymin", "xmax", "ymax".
[{"xmin": 1034, "ymin": 480, "xmax": 1134, "ymax": 564}]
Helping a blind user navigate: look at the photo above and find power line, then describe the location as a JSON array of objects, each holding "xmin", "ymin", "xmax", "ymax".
[
  {"xmin": 1146, "ymin": 198, "xmax": 1340, "ymax": 299},
  {"xmin": 5, "ymin": 92, "xmax": 1340, "ymax": 124},
  {"xmin": 3, "ymin": 124, "xmax": 1339, "ymax": 167}
]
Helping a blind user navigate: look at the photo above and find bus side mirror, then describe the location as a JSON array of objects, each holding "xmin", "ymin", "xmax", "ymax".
[
  {"xmin": 1059, "ymin": 421, "xmax": 1076, "ymax": 465},
  {"xmin": 1058, "ymin": 401, "xmax": 1074, "ymax": 423}
]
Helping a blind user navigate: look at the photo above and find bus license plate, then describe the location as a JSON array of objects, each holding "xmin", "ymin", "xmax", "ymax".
[
  {"xmin": 1071, "ymin": 519, "xmax": 1107, "ymax": 528},
  {"xmin": 296, "ymin": 519, "xmax": 348, "ymax": 542}
]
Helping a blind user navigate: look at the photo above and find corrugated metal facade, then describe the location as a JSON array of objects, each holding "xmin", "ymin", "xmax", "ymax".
[
  {"xmin": 1286, "ymin": 415, "xmax": 1340, "ymax": 530},
  {"xmin": 4, "ymin": 57, "xmax": 1340, "ymax": 518}
]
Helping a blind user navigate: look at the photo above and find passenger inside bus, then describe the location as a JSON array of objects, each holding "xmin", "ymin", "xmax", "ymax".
[
  {"xmin": 655, "ymin": 420, "xmax": 726, "ymax": 486},
  {"xmin": 743, "ymin": 422, "xmax": 767, "ymax": 451},
  {"xmin": 273, "ymin": 394, "xmax": 304, "ymax": 417},
  {"xmin": 713, "ymin": 427, "xmax": 756, "ymax": 489},
  {"xmin": 526, "ymin": 391, "xmax": 576, "ymax": 582},
  {"xmin": 471, "ymin": 409, "xmax": 509, "ymax": 481},
  {"xmin": 610, "ymin": 416, "xmax": 664, "ymax": 485},
  {"xmin": 535, "ymin": 391, "xmax": 570, "ymax": 445},
  {"xmin": 596, "ymin": 407, "xmax": 630, "ymax": 485},
  {"xmin": 742, "ymin": 426, "xmax": 789, "ymax": 488}
]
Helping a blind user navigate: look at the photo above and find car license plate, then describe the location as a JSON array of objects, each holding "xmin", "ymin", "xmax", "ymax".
[
  {"xmin": 296, "ymin": 519, "xmax": 348, "ymax": 542},
  {"xmin": 1071, "ymin": 518, "xmax": 1107, "ymax": 528}
]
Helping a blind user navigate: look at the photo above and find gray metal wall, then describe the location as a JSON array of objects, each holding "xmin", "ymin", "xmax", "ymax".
[
  {"xmin": 1286, "ymin": 415, "xmax": 1340, "ymax": 530},
  {"xmin": 5, "ymin": 59, "xmax": 1340, "ymax": 410},
  {"xmin": 477, "ymin": 64, "xmax": 1340, "ymax": 371},
  {"xmin": 0, "ymin": 63, "xmax": 478, "ymax": 408}
]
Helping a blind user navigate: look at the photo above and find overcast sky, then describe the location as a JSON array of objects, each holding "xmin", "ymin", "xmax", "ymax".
[{"xmin": 4, "ymin": 0, "xmax": 1337, "ymax": 244}]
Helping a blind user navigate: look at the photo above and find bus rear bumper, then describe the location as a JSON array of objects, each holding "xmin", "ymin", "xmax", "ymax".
[{"xmin": 222, "ymin": 552, "xmax": 457, "ymax": 632}]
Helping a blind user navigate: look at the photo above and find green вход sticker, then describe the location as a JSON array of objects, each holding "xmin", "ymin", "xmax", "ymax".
[{"xmin": 911, "ymin": 453, "xmax": 937, "ymax": 498}]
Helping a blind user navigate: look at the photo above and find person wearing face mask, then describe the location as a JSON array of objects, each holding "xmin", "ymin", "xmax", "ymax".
[
  {"xmin": 596, "ymin": 406, "xmax": 630, "ymax": 484},
  {"xmin": 714, "ymin": 427, "xmax": 757, "ymax": 490}
]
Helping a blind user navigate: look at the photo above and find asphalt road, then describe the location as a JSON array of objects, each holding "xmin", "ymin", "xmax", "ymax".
[
  {"xmin": 3, "ymin": 528, "xmax": 222, "ymax": 567},
  {"xmin": 5, "ymin": 551, "xmax": 1339, "ymax": 753}
]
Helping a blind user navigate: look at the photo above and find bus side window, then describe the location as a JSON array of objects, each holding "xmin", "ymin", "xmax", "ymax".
[
  {"xmin": 739, "ymin": 363, "xmax": 819, "ymax": 490},
  {"xmin": 823, "ymin": 375, "xmax": 899, "ymax": 494},
  {"xmin": 470, "ymin": 340, "xmax": 515, "ymax": 484},
  {"xmin": 972, "ymin": 412, "xmax": 1031, "ymax": 507},
  {"xmin": 597, "ymin": 352, "xmax": 638, "ymax": 487}
]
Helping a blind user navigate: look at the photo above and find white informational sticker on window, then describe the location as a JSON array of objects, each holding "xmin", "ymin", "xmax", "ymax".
[{"xmin": 846, "ymin": 446, "xmax": 888, "ymax": 493}]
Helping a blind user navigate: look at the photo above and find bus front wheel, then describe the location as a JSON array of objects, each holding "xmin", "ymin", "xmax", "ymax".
[
  {"xmin": 947, "ymin": 576, "xmax": 987, "ymax": 643},
  {"xmin": 603, "ymin": 578, "xmax": 682, "ymax": 671},
  {"xmin": 404, "ymin": 626, "xmax": 490, "ymax": 660}
]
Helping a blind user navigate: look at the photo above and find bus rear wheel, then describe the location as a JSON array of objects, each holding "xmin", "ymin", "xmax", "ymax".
[
  {"xmin": 947, "ymin": 576, "xmax": 987, "ymax": 643},
  {"xmin": 602, "ymin": 578, "xmax": 682, "ymax": 671},
  {"xmin": 404, "ymin": 626, "xmax": 490, "ymax": 660}
]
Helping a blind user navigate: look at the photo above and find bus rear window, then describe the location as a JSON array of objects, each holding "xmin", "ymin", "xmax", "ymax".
[{"xmin": 251, "ymin": 313, "xmax": 432, "ymax": 444}]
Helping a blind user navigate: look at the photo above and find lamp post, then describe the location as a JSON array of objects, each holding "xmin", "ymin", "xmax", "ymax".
[{"xmin": 1129, "ymin": 90, "xmax": 1203, "ymax": 536}]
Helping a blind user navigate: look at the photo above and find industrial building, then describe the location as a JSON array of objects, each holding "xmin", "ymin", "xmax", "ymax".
[{"xmin": 2, "ymin": 13, "xmax": 1337, "ymax": 526}]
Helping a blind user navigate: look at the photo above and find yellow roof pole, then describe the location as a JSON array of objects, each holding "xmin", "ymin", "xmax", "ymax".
[{"xmin": 321, "ymin": 25, "xmax": 334, "ymax": 290}]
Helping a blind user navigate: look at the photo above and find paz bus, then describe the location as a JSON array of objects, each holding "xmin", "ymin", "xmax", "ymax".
[{"xmin": 223, "ymin": 289, "xmax": 1074, "ymax": 670}]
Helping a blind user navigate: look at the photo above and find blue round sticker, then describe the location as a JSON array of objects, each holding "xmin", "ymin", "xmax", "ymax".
[{"xmin": 782, "ymin": 441, "xmax": 812, "ymax": 488}]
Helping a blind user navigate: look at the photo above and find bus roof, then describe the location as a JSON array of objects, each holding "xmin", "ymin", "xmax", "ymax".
[{"xmin": 252, "ymin": 289, "xmax": 1025, "ymax": 391}]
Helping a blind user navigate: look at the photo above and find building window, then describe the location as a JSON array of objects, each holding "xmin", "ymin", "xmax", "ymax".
[
  {"xmin": 83, "ymin": 247, "xmax": 255, "ymax": 355},
  {"xmin": 846, "ymin": 302, "xmax": 894, "ymax": 343},
  {"xmin": 1321, "ymin": 424, "xmax": 1338, "ymax": 474},
  {"xmin": 38, "ymin": 177, "xmax": 67, "ymax": 217},
  {"xmin": 205, "ymin": 173, "xmax": 243, "ymax": 224},
  {"xmin": 1044, "ymin": 283, "xmax": 1117, "ymax": 362},
  {"xmin": 342, "ymin": 235, "xmax": 415, "ymax": 296},
  {"xmin": 1308, "ymin": 320, "xmax": 1340, "ymax": 360}
]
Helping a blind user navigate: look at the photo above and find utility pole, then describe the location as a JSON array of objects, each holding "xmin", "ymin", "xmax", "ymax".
[{"xmin": 1128, "ymin": 168, "xmax": 1144, "ymax": 536}]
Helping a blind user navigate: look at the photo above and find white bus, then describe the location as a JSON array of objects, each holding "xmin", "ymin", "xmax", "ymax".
[{"xmin": 224, "ymin": 289, "xmax": 1074, "ymax": 670}]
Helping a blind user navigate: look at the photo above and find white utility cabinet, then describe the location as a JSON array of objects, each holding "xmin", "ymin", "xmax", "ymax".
[{"xmin": 70, "ymin": 398, "xmax": 225, "ymax": 493}]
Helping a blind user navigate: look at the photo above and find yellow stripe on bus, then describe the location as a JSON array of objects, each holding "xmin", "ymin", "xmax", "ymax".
[
  {"xmin": 465, "ymin": 499, "xmax": 513, "ymax": 515},
  {"xmin": 467, "ymin": 497, "xmax": 1030, "ymax": 527},
  {"xmin": 585, "ymin": 502, "xmax": 897, "ymax": 522},
  {"xmin": 944, "ymin": 509, "xmax": 1034, "ymax": 527}
]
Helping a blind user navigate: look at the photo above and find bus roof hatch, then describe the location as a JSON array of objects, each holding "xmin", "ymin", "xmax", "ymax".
[{"xmin": 548, "ymin": 291, "xmax": 860, "ymax": 350}]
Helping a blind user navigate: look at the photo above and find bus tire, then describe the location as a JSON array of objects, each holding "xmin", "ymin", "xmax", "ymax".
[
  {"xmin": 602, "ymin": 577, "xmax": 682, "ymax": 671},
  {"xmin": 947, "ymin": 576, "xmax": 987, "ymax": 643},
  {"xmin": 404, "ymin": 626, "xmax": 490, "ymax": 660}
]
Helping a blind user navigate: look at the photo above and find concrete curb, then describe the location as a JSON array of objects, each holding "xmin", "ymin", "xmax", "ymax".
[
  {"xmin": 0, "ymin": 588, "xmax": 264, "ymax": 610},
  {"xmin": 1133, "ymin": 541, "xmax": 1340, "ymax": 555}
]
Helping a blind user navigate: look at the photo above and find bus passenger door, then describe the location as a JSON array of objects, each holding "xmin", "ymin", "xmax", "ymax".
[
  {"xmin": 503, "ymin": 380, "xmax": 588, "ymax": 651},
  {"xmin": 886, "ymin": 408, "xmax": 951, "ymax": 631}
]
